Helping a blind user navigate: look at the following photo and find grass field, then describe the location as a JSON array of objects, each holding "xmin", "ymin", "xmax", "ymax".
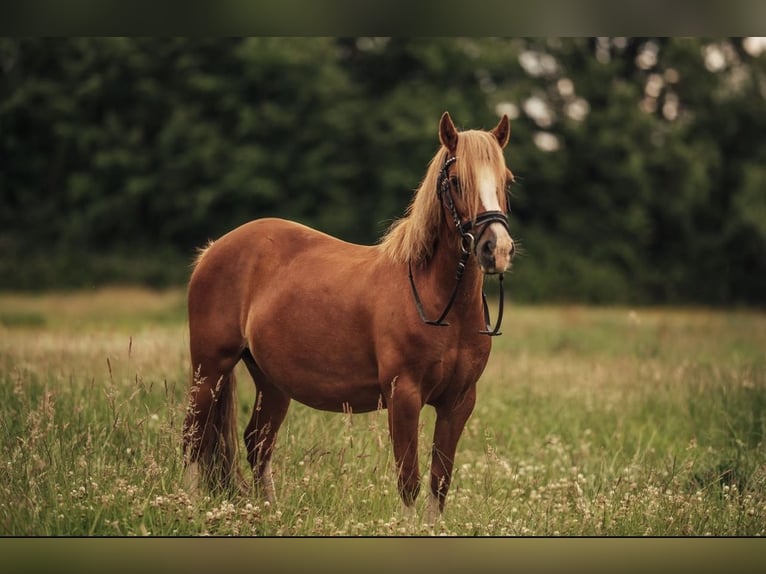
[{"xmin": 1, "ymin": 287, "xmax": 764, "ymax": 536}]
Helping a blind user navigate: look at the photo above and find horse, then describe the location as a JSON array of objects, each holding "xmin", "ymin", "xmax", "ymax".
[{"xmin": 182, "ymin": 111, "xmax": 516, "ymax": 519}]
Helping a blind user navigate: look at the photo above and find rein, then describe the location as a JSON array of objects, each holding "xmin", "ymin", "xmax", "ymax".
[{"xmin": 408, "ymin": 155, "xmax": 509, "ymax": 336}]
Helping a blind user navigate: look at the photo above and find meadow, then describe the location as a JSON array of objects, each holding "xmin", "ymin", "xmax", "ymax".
[{"xmin": 0, "ymin": 287, "xmax": 764, "ymax": 536}]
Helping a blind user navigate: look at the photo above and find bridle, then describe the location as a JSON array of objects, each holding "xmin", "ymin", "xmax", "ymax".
[{"xmin": 408, "ymin": 155, "xmax": 511, "ymax": 336}]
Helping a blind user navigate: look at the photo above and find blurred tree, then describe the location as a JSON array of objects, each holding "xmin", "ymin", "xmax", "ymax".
[{"xmin": 0, "ymin": 37, "xmax": 763, "ymax": 304}]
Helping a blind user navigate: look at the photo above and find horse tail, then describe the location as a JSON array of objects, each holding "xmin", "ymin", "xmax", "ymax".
[
  {"xmin": 211, "ymin": 368, "xmax": 240, "ymax": 490},
  {"xmin": 184, "ymin": 235, "xmax": 245, "ymax": 493},
  {"xmin": 192, "ymin": 239, "xmax": 215, "ymax": 269},
  {"xmin": 185, "ymin": 366, "xmax": 241, "ymax": 493}
]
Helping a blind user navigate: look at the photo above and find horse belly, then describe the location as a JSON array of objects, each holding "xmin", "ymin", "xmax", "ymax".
[
  {"xmin": 236, "ymin": 219, "xmax": 389, "ymax": 412},
  {"xmin": 247, "ymin": 317, "xmax": 385, "ymax": 413}
]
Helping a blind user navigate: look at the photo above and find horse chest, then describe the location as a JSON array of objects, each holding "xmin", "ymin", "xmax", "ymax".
[{"xmin": 421, "ymin": 338, "xmax": 490, "ymax": 404}]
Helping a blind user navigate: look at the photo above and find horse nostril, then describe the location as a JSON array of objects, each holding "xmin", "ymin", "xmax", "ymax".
[
  {"xmin": 483, "ymin": 238, "xmax": 495, "ymax": 255},
  {"xmin": 509, "ymin": 240, "xmax": 515, "ymax": 258}
]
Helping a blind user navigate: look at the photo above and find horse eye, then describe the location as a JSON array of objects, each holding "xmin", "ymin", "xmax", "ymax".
[{"xmin": 450, "ymin": 176, "xmax": 460, "ymax": 190}]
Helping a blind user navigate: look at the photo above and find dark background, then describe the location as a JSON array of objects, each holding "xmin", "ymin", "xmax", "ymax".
[{"xmin": 2, "ymin": 37, "xmax": 764, "ymax": 305}]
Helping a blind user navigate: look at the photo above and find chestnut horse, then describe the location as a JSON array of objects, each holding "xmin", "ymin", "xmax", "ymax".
[{"xmin": 183, "ymin": 112, "xmax": 516, "ymax": 518}]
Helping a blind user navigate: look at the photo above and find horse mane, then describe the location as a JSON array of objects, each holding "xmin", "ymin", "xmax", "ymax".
[{"xmin": 379, "ymin": 129, "xmax": 507, "ymax": 264}]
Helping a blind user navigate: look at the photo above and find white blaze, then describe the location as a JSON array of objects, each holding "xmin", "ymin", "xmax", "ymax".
[
  {"xmin": 477, "ymin": 167, "xmax": 514, "ymax": 271},
  {"xmin": 478, "ymin": 167, "xmax": 502, "ymax": 213}
]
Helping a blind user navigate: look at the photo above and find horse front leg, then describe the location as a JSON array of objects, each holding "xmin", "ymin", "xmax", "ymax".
[
  {"xmin": 427, "ymin": 385, "xmax": 477, "ymax": 520},
  {"xmin": 385, "ymin": 376, "xmax": 423, "ymax": 509}
]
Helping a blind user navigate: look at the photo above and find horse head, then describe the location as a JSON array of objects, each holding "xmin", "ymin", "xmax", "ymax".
[{"xmin": 438, "ymin": 111, "xmax": 516, "ymax": 275}]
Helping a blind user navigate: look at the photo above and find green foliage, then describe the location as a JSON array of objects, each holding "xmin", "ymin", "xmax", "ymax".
[{"xmin": 1, "ymin": 38, "xmax": 764, "ymax": 304}]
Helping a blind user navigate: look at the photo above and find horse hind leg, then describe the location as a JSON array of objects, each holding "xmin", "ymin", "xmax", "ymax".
[
  {"xmin": 183, "ymin": 351, "xmax": 243, "ymax": 495},
  {"xmin": 241, "ymin": 349, "xmax": 290, "ymax": 505}
]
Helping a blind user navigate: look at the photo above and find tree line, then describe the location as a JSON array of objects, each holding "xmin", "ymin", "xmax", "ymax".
[{"xmin": 1, "ymin": 37, "xmax": 764, "ymax": 304}]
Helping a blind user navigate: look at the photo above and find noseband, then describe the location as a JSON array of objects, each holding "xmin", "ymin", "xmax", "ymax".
[
  {"xmin": 408, "ymin": 155, "xmax": 510, "ymax": 336},
  {"xmin": 437, "ymin": 156, "xmax": 511, "ymax": 256}
]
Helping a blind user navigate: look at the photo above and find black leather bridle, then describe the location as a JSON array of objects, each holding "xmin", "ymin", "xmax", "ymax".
[{"xmin": 408, "ymin": 155, "xmax": 511, "ymax": 336}]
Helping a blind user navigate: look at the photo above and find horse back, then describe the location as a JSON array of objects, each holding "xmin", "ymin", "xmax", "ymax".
[{"xmin": 188, "ymin": 219, "xmax": 384, "ymax": 397}]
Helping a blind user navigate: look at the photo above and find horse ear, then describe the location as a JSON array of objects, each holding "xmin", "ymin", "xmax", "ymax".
[
  {"xmin": 439, "ymin": 111, "xmax": 459, "ymax": 153},
  {"xmin": 492, "ymin": 114, "xmax": 511, "ymax": 148}
]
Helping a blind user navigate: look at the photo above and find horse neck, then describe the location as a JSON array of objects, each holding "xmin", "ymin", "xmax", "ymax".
[{"xmin": 423, "ymin": 219, "xmax": 484, "ymax": 307}]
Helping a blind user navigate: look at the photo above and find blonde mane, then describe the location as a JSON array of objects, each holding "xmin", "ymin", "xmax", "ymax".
[{"xmin": 379, "ymin": 129, "xmax": 507, "ymax": 264}]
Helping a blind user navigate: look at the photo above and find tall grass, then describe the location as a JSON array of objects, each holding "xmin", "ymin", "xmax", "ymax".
[{"xmin": 0, "ymin": 289, "xmax": 764, "ymax": 535}]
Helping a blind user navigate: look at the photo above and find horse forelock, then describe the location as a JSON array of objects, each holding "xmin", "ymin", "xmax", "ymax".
[
  {"xmin": 380, "ymin": 129, "xmax": 507, "ymax": 265},
  {"xmin": 455, "ymin": 130, "xmax": 508, "ymax": 221}
]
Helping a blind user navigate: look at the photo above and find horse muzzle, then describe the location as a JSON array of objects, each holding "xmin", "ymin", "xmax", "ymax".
[{"xmin": 477, "ymin": 224, "xmax": 515, "ymax": 275}]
